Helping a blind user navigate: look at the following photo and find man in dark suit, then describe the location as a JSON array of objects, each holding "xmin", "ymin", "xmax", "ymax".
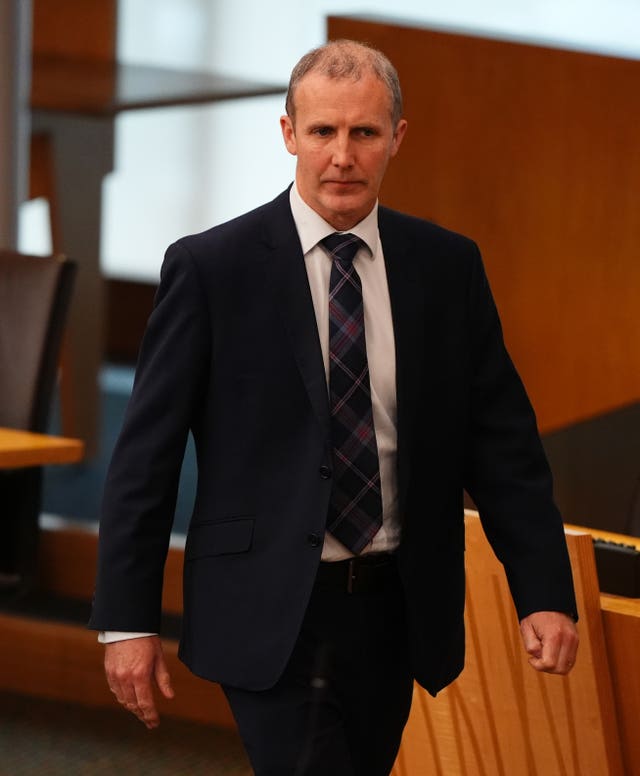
[{"xmin": 90, "ymin": 40, "xmax": 578, "ymax": 775}]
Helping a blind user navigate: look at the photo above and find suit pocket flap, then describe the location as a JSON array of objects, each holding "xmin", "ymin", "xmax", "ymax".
[{"xmin": 186, "ymin": 517, "xmax": 254, "ymax": 561}]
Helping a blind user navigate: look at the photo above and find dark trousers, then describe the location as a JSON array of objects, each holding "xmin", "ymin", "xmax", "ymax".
[{"xmin": 223, "ymin": 558, "xmax": 413, "ymax": 776}]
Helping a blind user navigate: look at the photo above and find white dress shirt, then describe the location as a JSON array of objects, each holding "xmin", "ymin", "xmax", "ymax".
[
  {"xmin": 289, "ymin": 184, "xmax": 400, "ymax": 561},
  {"xmin": 101, "ymin": 184, "xmax": 400, "ymax": 643}
]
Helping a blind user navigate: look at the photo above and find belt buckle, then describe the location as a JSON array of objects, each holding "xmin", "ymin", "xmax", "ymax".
[{"xmin": 347, "ymin": 558, "xmax": 356, "ymax": 594}]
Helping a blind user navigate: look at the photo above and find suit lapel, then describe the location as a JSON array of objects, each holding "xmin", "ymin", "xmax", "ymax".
[{"xmin": 263, "ymin": 191, "xmax": 330, "ymax": 436}]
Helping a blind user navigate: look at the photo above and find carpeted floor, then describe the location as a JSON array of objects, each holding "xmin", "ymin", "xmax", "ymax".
[
  {"xmin": 0, "ymin": 691, "xmax": 251, "ymax": 775},
  {"xmin": 4, "ymin": 367, "xmax": 251, "ymax": 774}
]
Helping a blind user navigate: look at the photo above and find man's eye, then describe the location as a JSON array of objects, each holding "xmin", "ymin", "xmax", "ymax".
[
  {"xmin": 359, "ymin": 128, "xmax": 376, "ymax": 137},
  {"xmin": 313, "ymin": 127, "xmax": 333, "ymax": 137}
]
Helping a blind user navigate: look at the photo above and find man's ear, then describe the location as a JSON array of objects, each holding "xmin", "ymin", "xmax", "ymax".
[
  {"xmin": 280, "ymin": 115, "xmax": 298, "ymax": 156},
  {"xmin": 390, "ymin": 119, "xmax": 408, "ymax": 157}
]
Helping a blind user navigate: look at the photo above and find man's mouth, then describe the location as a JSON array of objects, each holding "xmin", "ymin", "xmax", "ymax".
[{"xmin": 323, "ymin": 180, "xmax": 363, "ymax": 187}]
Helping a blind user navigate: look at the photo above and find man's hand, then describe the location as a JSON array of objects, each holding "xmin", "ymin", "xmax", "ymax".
[
  {"xmin": 104, "ymin": 635, "xmax": 174, "ymax": 729},
  {"xmin": 519, "ymin": 611, "xmax": 579, "ymax": 674}
]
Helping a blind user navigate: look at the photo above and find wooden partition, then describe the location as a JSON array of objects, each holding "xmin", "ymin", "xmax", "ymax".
[
  {"xmin": 328, "ymin": 16, "xmax": 640, "ymax": 434},
  {"xmin": 391, "ymin": 513, "xmax": 626, "ymax": 775},
  {"xmin": 0, "ymin": 521, "xmax": 234, "ymax": 729}
]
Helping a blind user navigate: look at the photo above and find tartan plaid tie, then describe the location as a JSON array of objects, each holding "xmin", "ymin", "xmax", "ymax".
[{"xmin": 322, "ymin": 232, "xmax": 383, "ymax": 554}]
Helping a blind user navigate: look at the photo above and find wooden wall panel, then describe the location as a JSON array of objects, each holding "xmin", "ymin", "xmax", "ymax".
[
  {"xmin": 391, "ymin": 514, "xmax": 624, "ymax": 775},
  {"xmin": 33, "ymin": 0, "xmax": 116, "ymax": 61},
  {"xmin": 328, "ymin": 16, "xmax": 640, "ymax": 433}
]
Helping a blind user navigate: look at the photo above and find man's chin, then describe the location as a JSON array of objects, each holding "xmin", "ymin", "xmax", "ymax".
[{"xmin": 321, "ymin": 202, "xmax": 370, "ymax": 230}]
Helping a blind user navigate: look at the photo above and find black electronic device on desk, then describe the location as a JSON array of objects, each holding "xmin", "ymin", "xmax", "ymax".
[{"xmin": 593, "ymin": 538, "xmax": 640, "ymax": 598}]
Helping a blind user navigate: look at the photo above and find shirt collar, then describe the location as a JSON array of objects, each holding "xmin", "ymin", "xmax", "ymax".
[{"xmin": 289, "ymin": 182, "xmax": 378, "ymax": 258}]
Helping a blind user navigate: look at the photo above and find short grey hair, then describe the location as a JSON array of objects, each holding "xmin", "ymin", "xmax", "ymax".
[{"xmin": 285, "ymin": 39, "xmax": 403, "ymax": 126}]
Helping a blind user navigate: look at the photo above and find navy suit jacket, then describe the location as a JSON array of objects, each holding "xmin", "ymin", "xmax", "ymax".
[{"xmin": 90, "ymin": 189, "xmax": 576, "ymax": 696}]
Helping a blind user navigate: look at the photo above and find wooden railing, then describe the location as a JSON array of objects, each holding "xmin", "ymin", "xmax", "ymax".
[{"xmin": 391, "ymin": 513, "xmax": 639, "ymax": 776}]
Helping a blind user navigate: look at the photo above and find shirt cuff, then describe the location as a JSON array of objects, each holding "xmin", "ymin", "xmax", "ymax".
[{"xmin": 98, "ymin": 631, "xmax": 157, "ymax": 644}]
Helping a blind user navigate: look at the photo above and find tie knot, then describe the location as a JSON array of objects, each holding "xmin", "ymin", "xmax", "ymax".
[{"xmin": 321, "ymin": 233, "xmax": 363, "ymax": 265}]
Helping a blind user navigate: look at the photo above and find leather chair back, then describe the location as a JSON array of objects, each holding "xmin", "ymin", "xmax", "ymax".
[
  {"xmin": 0, "ymin": 250, "xmax": 76, "ymax": 432},
  {"xmin": 0, "ymin": 250, "xmax": 76, "ymax": 591}
]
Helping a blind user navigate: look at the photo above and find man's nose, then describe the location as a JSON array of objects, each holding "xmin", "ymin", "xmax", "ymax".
[{"xmin": 331, "ymin": 135, "xmax": 354, "ymax": 167}]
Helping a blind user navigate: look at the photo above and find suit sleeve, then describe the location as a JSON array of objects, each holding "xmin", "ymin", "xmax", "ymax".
[
  {"xmin": 89, "ymin": 241, "xmax": 211, "ymax": 632},
  {"xmin": 463, "ymin": 245, "xmax": 577, "ymax": 621}
]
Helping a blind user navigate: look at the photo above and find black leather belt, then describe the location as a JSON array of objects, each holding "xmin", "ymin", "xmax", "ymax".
[{"xmin": 315, "ymin": 553, "xmax": 398, "ymax": 594}]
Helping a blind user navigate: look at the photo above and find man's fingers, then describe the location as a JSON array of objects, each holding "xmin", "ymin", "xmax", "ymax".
[
  {"xmin": 520, "ymin": 619, "xmax": 543, "ymax": 660},
  {"xmin": 107, "ymin": 669, "xmax": 138, "ymax": 710},
  {"xmin": 548, "ymin": 626, "xmax": 578, "ymax": 674},
  {"xmin": 104, "ymin": 635, "xmax": 173, "ymax": 727},
  {"xmin": 108, "ymin": 669, "xmax": 157, "ymax": 727},
  {"xmin": 528, "ymin": 623, "xmax": 562, "ymax": 671},
  {"xmin": 133, "ymin": 681, "xmax": 161, "ymax": 729},
  {"xmin": 520, "ymin": 611, "xmax": 578, "ymax": 674},
  {"xmin": 154, "ymin": 653, "xmax": 175, "ymax": 700}
]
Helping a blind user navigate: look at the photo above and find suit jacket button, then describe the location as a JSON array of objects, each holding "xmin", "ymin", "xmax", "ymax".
[
  {"xmin": 307, "ymin": 533, "xmax": 321, "ymax": 547},
  {"xmin": 319, "ymin": 466, "xmax": 332, "ymax": 479}
]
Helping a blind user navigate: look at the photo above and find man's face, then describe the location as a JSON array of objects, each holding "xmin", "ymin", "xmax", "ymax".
[{"xmin": 280, "ymin": 72, "xmax": 407, "ymax": 231}]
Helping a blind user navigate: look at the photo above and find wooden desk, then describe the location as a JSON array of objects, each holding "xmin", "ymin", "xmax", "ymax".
[
  {"xmin": 568, "ymin": 524, "xmax": 640, "ymax": 551},
  {"xmin": 30, "ymin": 56, "xmax": 286, "ymax": 454},
  {"xmin": 0, "ymin": 427, "xmax": 84, "ymax": 468}
]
